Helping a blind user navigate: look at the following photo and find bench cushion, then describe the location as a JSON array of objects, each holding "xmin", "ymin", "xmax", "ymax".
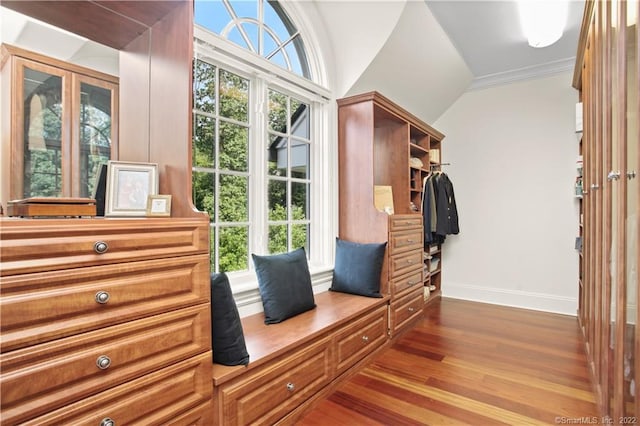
[
  {"xmin": 330, "ymin": 238, "xmax": 386, "ymax": 298},
  {"xmin": 210, "ymin": 273, "xmax": 250, "ymax": 366},
  {"xmin": 252, "ymin": 248, "xmax": 316, "ymax": 324}
]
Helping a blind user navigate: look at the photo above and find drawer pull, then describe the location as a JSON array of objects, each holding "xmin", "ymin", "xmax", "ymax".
[
  {"xmin": 100, "ymin": 418, "xmax": 115, "ymax": 426},
  {"xmin": 96, "ymin": 355, "xmax": 112, "ymax": 370},
  {"xmin": 95, "ymin": 291, "xmax": 110, "ymax": 304},
  {"xmin": 407, "ymin": 280, "xmax": 417, "ymax": 286},
  {"xmin": 286, "ymin": 382, "xmax": 295, "ymax": 392},
  {"xmin": 406, "ymin": 239, "xmax": 415, "ymax": 243},
  {"xmin": 408, "ymin": 307, "xmax": 415, "ymax": 313},
  {"xmin": 406, "ymin": 259, "xmax": 414, "ymax": 264},
  {"xmin": 362, "ymin": 335, "xmax": 369, "ymax": 343},
  {"xmin": 94, "ymin": 241, "xmax": 109, "ymax": 254}
]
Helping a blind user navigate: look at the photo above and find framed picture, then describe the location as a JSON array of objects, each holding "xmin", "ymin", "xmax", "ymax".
[
  {"xmin": 146, "ymin": 194, "xmax": 172, "ymax": 217},
  {"xmin": 105, "ymin": 161, "xmax": 158, "ymax": 216}
]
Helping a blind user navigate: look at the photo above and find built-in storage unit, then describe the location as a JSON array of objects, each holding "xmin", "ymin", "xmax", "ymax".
[
  {"xmin": 212, "ymin": 291, "xmax": 390, "ymax": 425},
  {"xmin": 0, "ymin": 1, "xmax": 213, "ymax": 424},
  {"xmin": 337, "ymin": 91, "xmax": 446, "ymax": 333},
  {"xmin": 573, "ymin": 0, "xmax": 639, "ymax": 419},
  {"xmin": 0, "ymin": 45, "xmax": 118, "ymax": 202}
]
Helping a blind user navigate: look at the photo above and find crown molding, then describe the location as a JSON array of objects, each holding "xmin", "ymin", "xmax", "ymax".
[{"xmin": 468, "ymin": 57, "xmax": 576, "ymax": 91}]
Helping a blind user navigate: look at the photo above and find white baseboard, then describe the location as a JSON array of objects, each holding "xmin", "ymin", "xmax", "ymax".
[{"xmin": 443, "ymin": 282, "xmax": 578, "ymax": 316}]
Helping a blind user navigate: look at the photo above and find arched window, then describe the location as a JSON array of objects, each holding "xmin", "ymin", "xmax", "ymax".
[
  {"xmin": 193, "ymin": 0, "xmax": 332, "ymax": 294},
  {"xmin": 195, "ymin": 0, "xmax": 310, "ymax": 78}
]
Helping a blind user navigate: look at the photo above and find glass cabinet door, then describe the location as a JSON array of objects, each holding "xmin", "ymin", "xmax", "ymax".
[
  {"xmin": 624, "ymin": 0, "xmax": 639, "ymax": 416},
  {"xmin": 74, "ymin": 75, "xmax": 117, "ymax": 198},
  {"xmin": 9, "ymin": 51, "xmax": 118, "ymax": 202},
  {"xmin": 19, "ymin": 59, "xmax": 69, "ymax": 198}
]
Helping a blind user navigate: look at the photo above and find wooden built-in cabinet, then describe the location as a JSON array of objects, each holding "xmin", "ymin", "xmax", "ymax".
[
  {"xmin": 0, "ymin": 1, "xmax": 213, "ymax": 424},
  {"xmin": 574, "ymin": 0, "xmax": 639, "ymax": 420},
  {"xmin": 337, "ymin": 91, "xmax": 446, "ymax": 335}
]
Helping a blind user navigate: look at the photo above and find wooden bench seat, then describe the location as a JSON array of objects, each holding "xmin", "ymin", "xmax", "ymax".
[{"xmin": 212, "ymin": 290, "xmax": 391, "ymax": 425}]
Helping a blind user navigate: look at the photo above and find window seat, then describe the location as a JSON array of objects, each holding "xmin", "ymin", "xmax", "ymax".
[{"xmin": 211, "ymin": 290, "xmax": 391, "ymax": 425}]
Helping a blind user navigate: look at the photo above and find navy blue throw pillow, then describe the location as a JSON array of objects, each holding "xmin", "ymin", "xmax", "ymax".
[
  {"xmin": 330, "ymin": 238, "xmax": 387, "ymax": 298},
  {"xmin": 252, "ymin": 248, "xmax": 316, "ymax": 324},
  {"xmin": 210, "ymin": 273, "xmax": 250, "ymax": 366}
]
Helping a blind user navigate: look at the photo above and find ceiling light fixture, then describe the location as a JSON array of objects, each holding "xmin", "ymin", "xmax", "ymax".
[{"xmin": 517, "ymin": 0, "xmax": 569, "ymax": 48}]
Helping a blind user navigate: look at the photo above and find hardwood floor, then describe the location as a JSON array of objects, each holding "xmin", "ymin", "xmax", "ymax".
[{"xmin": 297, "ymin": 298, "xmax": 599, "ymax": 425}]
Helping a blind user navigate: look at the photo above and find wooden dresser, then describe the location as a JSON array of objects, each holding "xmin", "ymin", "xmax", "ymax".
[
  {"xmin": 387, "ymin": 215, "xmax": 425, "ymax": 336},
  {"xmin": 0, "ymin": 217, "xmax": 213, "ymax": 425}
]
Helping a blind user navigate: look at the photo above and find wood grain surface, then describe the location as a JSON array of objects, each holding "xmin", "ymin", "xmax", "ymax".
[{"xmin": 298, "ymin": 298, "xmax": 599, "ymax": 425}]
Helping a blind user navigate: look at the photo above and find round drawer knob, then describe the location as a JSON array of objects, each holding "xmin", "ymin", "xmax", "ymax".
[
  {"xmin": 286, "ymin": 382, "xmax": 295, "ymax": 392},
  {"xmin": 96, "ymin": 355, "xmax": 112, "ymax": 370},
  {"xmin": 100, "ymin": 418, "xmax": 115, "ymax": 426},
  {"xmin": 362, "ymin": 335, "xmax": 369, "ymax": 343},
  {"xmin": 94, "ymin": 241, "xmax": 109, "ymax": 254},
  {"xmin": 408, "ymin": 307, "xmax": 415, "ymax": 313},
  {"xmin": 95, "ymin": 291, "xmax": 110, "ymax": 304}
]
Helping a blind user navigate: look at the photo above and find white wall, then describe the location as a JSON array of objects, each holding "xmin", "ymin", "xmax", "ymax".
[{"xmin": 434, "ymin": 72, "xmax": 581, "ymax": 315}]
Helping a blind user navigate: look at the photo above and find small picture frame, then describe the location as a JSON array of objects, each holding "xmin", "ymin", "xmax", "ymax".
[
  {"xmin": 105, "ymin": 161, "xmax": 158, "ymax": 217},
  {"xmin": 146, "ymin": 194, "xmax": 172, "ymax": 217}
]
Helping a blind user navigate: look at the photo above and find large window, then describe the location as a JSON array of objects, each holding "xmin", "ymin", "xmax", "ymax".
[{"xmin": 193, "ymin": 0, "xmax": 330, "ymax": 283}]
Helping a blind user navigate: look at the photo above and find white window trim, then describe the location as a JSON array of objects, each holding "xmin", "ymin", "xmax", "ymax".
[{"xmin": 194, "ymin": 26, "xmax": 337, "ymax": 308}]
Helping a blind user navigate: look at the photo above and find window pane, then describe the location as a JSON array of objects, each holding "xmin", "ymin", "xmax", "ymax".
[
  {"xmin": 194, "ymin": 1, "xmax": 230, "ymax": 34},
  {"xmin": 292, "ymin": 223, "xmax": 309, "ymax": 252},
  {"xmin": 193, "ymin": 114, "xmax": 215, "ymax": 168},
  {"xmin": 268, "ymin": 224, "xmax": 288, "ymax": 254},
  {"xmin": 291, "ymin": 182, "xmax": 308, "ymax": 219},
  {"xmin": 209, "ymin": 226, "xmax": 217, "ymax": 270},
  {"xmin": 220, "ymin": 70, "xmax": 249, "ymax": 122},
  {"xmin": 193, "ymin": 171, "xmax": 215, "ymax": 221},
  {"xmin": 264, "ymin": 1, "xmax": 290, "ymax": 40},
  {"xmin": 291, "ymin": 139, "xmax": 308, "ymax": 179},
  {"xmin": 219, "ymin": 226, "xmax": 249, "ymax": 272},
  {"xmin": 268, "ymin": 89, "xmax": 287, "ymax": 133},
  {"xmin": 290, "ymin": 99, "xmax": 309, "ymax": 139},
  {"xmin": 242, "ymin": 22, "xmax": 259, "ymax": 54},
  {"xmin": 220, "ymin": 174, "xmax": 248, "ymax": 221},
  {"xmin": 193, "ymin": 59, "xmax": 216, "ymax": 114},
  {"xmin": 267, "ymin": 133, "xmax": 287, "ymax": 176},
  {"xmin": 23, "ymin": 67, "xmax": 63, "ymax": 198},
  {"xmin": 79, "ymin": 82, "xmax": 112, "ymax": 198},
  {"xmin": 268, "ymin": 179, "xmax": 287, "ymax": 220},
  {"xmin": 285, "ymin": 36, "xmax": 308, "ymax": 78},
  {"xmin": 219, "ymin": 121, "xmax": 248, "ymax": 171}
]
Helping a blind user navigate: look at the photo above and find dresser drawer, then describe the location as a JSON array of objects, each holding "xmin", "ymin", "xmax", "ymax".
[
  {"xmin": 389, "ymin": 250, "xmax": 423, "ymax": 279},
  {"xmin": 390, "ymin": 268, "xmax": 423, "ymax": 297},
  {"xmin": 220, "ymin": 336, "xmax": 332, "ymax": 426},
  {"xmin": 0, "ymin": 305, "xmax": 211, "ymax": 424},
  {"xmin": 20, "ymin": 353, "xmax": 213, "ymax": 426},
  {"xmin": 1, "ymin": 255, "xmax": 210, "ymax": 352},
  {"xmin": 388, "ymin": 229, "xmax": 422, "ymax": 254},
  {"xmin": 390, "ymin": 287, "xmax": 424, "ymax": 335},
  {"xmin": 335, "ymin": 305, "xmax": 388, "ymax": 375},
  {"xmin": 0, "ymin": 218, "xmax": 209, "ymax": 276},
  {"xmin": 389, "ymin": 215, "xmax": 422, "ymax": 231}
]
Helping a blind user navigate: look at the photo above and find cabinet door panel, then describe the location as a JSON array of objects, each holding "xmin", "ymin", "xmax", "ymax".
[
  {"xmin": 389, "ymin": 215, "xmax": 422, "ymax": 231},
  {"xmin": 0, "ymin": 305, "xmax": 210, "ymax": 424},
  {"xmin": 221, "ymin": 337, "xmax": 332, "ymax": 426},
  {"xmin": 21, "ymin": 353, "xmax": 212, "ymax": 426},
  {"xmin": 390, "ymin": 268, "xmax": 423, "ymax": 297},
  {"xmin": 1, "ymin": 254, "xmax": 209, "ymax": 351},
  {"xmin": 0, "ymin": 218, "xmax": 208, "ymax": 275},
  {"xmin": 389, "ymin": 250, "xmax": 423, "ymax": 279},
  {"xmin": 390, "ymin": 287, "xmax": 424, "ymax": 335},
  {"xmin": 389, "ymin": 229, "xmax": 423, "ymax": 254},
  {"xmin": 335, "ymin": 305, "xmax": 388, "ymax": 375}
]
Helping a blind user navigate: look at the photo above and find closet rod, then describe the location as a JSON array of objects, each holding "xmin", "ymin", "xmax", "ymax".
[{"xmin": 430, "ymin": 163, "xmax": 451, "ymax": 169}]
